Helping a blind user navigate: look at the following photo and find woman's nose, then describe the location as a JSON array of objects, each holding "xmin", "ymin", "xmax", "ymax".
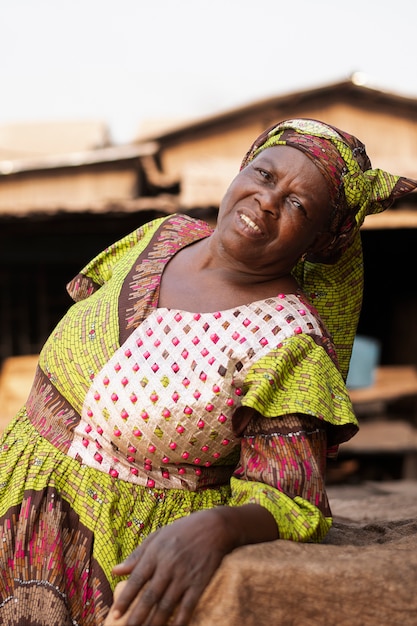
[{"xmin": 257, "ymin": 187, "xmax": 281, "ymax": 216}]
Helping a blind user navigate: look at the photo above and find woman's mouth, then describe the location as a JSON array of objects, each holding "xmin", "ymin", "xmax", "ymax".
[{"xmin": 239, "ymin": 213, "xmax": 262, "ymax": 234}]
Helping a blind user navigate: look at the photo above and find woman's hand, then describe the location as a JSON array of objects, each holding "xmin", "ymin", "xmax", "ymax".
[
  {"xmin": 107, "ymin": 508, "xmax": 237, "ymax": 626},
  {"xmin": 107, "ymin": 504, "xmax": 278, "ymax": 626}
]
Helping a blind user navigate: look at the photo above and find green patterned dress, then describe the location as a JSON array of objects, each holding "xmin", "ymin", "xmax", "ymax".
[{"xmin": 0, "ymin": 215, "xmax": 358, "ymax": 625}]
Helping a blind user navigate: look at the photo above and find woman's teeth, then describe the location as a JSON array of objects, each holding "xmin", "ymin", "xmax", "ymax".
[{"xmin": 240, "ymin": 214, "xmax": 261, "ymax": 232}]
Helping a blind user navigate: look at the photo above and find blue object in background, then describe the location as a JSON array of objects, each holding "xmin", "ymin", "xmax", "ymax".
[{"xmin": 346, "ymin": 335, "xmax": 381, "ymax": 389}]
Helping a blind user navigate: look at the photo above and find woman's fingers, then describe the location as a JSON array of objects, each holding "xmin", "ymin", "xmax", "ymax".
[
  {"xmin": 107, "ymin": 574, "xmax": 183, "ymax": 626},
  {"xmin": 169, "ymin": 582, "xmax": 208, "ymax": 626},
  {"xmin": 125, "ymin": 578, "xmax": 184, "ymax": 626},
  {"xmin": 108, "ymin": 556, "xmax": 204, "ymax": 626},
  {"xmin": 108, "ymin": 577, "xmax": 202, "ymax": 626},
  {"xmin": 109, "ymin": 510, "xmax": 232, "ymax": 624},
  {"xmin": 110, "ymin": 558, "xmax": 157, "ymax": 619}
]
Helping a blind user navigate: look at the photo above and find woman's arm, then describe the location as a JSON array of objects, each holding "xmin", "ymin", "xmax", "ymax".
[
  {"xmin": 106, "ymin": 503, "xmax": 278, "ymax": 626},
  {"xmin": 106, "ymin": 412, "xmax": 329, "ymax": 626},
  {"xmin": 229, "ymin": 410, "xmax": 332, "ymax": 540}
]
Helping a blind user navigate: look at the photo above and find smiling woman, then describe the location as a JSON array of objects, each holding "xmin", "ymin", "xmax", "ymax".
[
  {"xmin": 0, "ymin": 119, "xmax": 416, "ymax": 626},
  {"xmin": 214, "ymin": 146, "xmax": 332, "ymax": 278},
  {"xmin": 158, "ymin": 146, "xmax": 332, "ymax": 318}
]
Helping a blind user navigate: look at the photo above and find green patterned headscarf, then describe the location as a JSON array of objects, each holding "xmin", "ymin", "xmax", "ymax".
[
  {"xmin": 241, "ymin": 118, "xmax": 417, "ymax": 258},
  {"xmin": 241, "ymin": 118, "xmax": 417, "ymax": 379}
]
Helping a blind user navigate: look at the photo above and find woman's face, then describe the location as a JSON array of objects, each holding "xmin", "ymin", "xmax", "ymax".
[{"xmin": 215, "ymin": 145, "xmax": 332, "ymax": 276}]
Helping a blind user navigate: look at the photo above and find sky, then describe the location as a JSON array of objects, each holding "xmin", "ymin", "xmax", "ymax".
[{"xmin": 0, "ymin": 0, "xmax": 416, "ymax": 144}]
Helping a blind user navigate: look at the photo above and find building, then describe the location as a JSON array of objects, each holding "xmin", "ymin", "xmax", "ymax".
[
  {"xmin": 137, "ymin": 75, "xmax": 417, "ymax": 224},
  {"xmin": 1, "ymin": 77, "xmax": 417, "ymax": 367}
]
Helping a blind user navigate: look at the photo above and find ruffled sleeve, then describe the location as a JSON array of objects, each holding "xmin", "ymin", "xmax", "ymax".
[
  {"xmin": 66, "ymin": 217, "xmax": 167, "ymax": 302},
  {"xmin": 226, "ymin": 332, "xmax": 359, "ymax": 542},
  {"xmin": 240, "ymin": 333, "xmax": 358, "ymax": 449}
]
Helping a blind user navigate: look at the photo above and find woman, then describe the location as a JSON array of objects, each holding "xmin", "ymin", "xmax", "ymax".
[{"xmin": 0, "ymin": 119, "xmax": 416, "ymax": 626}]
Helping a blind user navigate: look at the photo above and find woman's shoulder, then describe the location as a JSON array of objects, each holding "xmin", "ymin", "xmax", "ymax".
[{"xmin": 247, "ymin": 291, "xmax": 329, "ymax": 333}]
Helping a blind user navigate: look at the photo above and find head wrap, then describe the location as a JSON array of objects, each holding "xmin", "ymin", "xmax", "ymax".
[
  {"xmin": 241, "ymin": 118, "xmax": 417, "ymax": 258},
  {"xmin": 241, "ymin": 118, "xmax": 417, "ymax": 380}
]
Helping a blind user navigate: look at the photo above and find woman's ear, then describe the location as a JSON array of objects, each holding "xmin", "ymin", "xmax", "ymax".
[
  {"xmin": 309, "ymin": 231, "xmax": 335, "ymax": 255},
  {"xmin": 303, "ymin": 231, "xmax": 337, "ymax": 263}
]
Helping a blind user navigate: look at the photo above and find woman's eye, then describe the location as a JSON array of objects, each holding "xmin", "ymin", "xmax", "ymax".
[
  {"xmin": 257, "ymin": 168, "xmax": 271, "ymax": 180},
  {"xmin": 290, "ymin": 198, "xmax": 307, "ymax": 215}
]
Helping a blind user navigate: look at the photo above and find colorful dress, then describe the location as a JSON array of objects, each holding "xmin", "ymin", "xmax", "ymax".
[{"xmin": 0, "ymin": 215, "xmax": 358, "ymax": 625}]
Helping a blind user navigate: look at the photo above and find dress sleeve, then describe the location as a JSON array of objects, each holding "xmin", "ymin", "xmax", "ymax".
[
  {"xmin": 241, "ymin": 333, "xmax": 358, "ymax": 450},
  {"xmin": 66, "ymin": 217, "xmax": 167, "ymax": 302},
  {"xmin": 228, "ymin": 413, "xmax": 333, "ymax": 542}
]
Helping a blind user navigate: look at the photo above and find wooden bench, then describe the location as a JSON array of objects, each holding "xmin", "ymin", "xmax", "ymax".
[
  {"xmin": 340, "ymin": 419, "xmax": 417, "ymax": 479},
  {"xmin": 0, "ymin": 355, "xmax": 38, "ymax": 432},
  {"xmin": 349, "ymin": 365, "xmax": 417, "ymax": 418},
  {"xmin": 342, "ymin": 366, "xmax": 417, "ymax": 479}
]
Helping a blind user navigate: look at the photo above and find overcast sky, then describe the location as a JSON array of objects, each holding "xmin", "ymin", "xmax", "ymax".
[{"xmin": 0, "ymin": 0, "xmax": 416, "ymax": 143}]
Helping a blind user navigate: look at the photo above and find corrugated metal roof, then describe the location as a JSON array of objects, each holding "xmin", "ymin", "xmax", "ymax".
[
  {"xmin": 0, "ymin": 195, "xmax": 179, "ymax": 219},
  {"xmin": 0, "ymin": 142, "xmax": 159, "ymax": 176},
  {"xmin": 134, "ymin": 78, "xmax": 417, "ymax": 144}
]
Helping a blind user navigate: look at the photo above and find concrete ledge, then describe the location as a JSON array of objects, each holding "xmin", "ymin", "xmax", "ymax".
[{"xmin": 106, "ymin": 481, "xmax": 417, "ymax": 626}]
